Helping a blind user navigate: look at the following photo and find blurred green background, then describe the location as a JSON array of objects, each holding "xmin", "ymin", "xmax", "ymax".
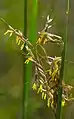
[{"xmin": 0, "ymin": 0, "xmax": 74, "ymax": 119}]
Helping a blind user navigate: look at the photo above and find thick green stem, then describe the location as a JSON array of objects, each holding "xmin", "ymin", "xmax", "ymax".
[
  {"xmin": 23, "ymin": 0, "xmax": 38, "ymax": 119},
  {"xmin": 56, "ymin": 0, "xmax": 69, "ymax": 119},
  {"xmin": 29, "ymin": 0, "xmax": 38, "ymax": 44},
  {"xmin": 22, "ymin": 0, "xmax": 27, "ymax": 119}
]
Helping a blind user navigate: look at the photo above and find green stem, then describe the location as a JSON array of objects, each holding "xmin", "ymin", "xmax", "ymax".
[
  {"xmin": 56, "ymin": 0, "xmax": 69, "ymax": 119},
  {"xmin": 22, "ymin": 0, "xmax": 27, "ymax": 119},
  {"xmin": 23, "ymin": 0, "xmax": 38, "ymax": 119},
  {"xmin": 29, "ymin": 0, "xmax": 38, "ymax": 44}
]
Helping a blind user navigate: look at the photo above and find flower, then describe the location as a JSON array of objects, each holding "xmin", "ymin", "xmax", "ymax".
[
  {"xmin": 24, "ymin": 57, "xmax": 33, "ymax": 64},
  {"xmin": 32, "ymin": 83, "xmax": 37, "ymax": 90}
]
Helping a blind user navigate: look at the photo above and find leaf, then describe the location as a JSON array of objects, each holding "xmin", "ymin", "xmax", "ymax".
[{"xmin": 20, "ymin": 43, "xmax": 24, "ymax": 50}]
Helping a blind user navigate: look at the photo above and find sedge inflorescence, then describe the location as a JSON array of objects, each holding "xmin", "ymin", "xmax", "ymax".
[{"xmin": 3, "ymin": 15, "xmax": 73, "ymax": 113}]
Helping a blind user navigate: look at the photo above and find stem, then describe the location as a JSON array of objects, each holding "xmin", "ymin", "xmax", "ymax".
[
  {"xmin": 29, "ymin": 0, "xmax": 38, "ymax": 44},
  {"xmin": 23, "ymin": 0, "xmax": 38, "ymax": 119},
  {"xmin": 56, "ymin": 0, "xmax": 69, "ymax": 119},
  {"xmin": 23, "ymin": 0, "xmax": 27, "ymax": 119}
]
